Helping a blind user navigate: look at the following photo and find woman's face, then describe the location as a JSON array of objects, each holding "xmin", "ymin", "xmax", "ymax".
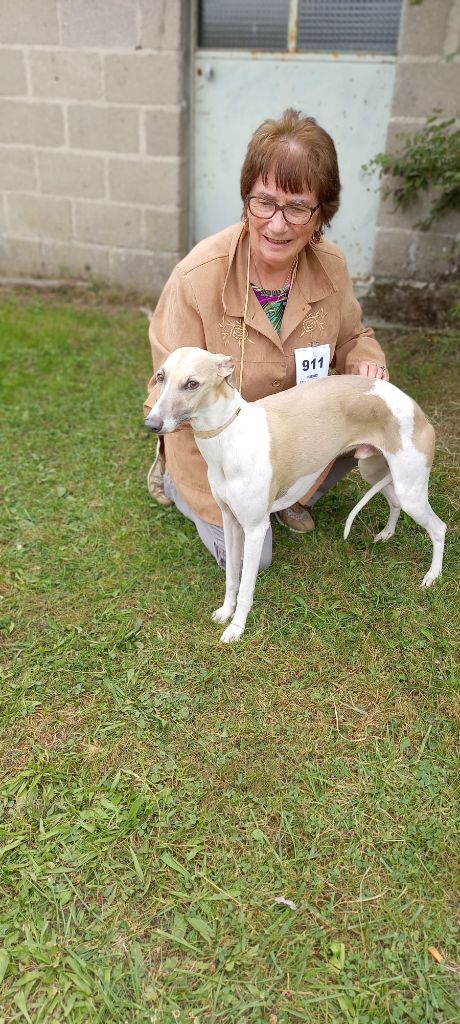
[{"xmin": 247, "ymin": 169, "xmax": 320, "ymax": 269}]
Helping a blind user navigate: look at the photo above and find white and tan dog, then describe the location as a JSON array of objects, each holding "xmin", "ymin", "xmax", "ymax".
[{"xmin": 145, "ymin": 347, "xmax": 446, "ymax": 642}]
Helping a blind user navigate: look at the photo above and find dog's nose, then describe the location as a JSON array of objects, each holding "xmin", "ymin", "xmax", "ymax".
[{"xmin": 145, "ymin": 415, "xmax": 163, "ymax": 433}]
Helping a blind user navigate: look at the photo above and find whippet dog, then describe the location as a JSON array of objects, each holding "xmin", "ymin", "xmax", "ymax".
[{"xmin": 145, "ymin": 347, "xmax": 446, "ymax": 643}]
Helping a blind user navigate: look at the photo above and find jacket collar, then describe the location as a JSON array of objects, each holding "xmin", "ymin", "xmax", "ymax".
[{"xmin": 222, "ymin": 223, "xmax": 338, "ymax": 346}]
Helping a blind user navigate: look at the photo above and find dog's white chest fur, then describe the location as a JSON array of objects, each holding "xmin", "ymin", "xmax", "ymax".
[{"xmin": 200, "ymin": 406, "xmax": 273, "ymax": 524}]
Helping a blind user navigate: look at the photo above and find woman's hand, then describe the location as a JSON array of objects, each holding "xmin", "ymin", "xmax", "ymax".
[{"xmin": 358, "ymin": 361, "xmax": 389, "ymax": 381}]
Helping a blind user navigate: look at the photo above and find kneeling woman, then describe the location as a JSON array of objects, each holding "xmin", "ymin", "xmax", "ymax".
[{"xmin": 144, "ymin": 108, "xmax": 388, "ymax": 569}]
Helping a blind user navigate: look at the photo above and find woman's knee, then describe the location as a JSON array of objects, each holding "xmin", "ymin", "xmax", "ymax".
[
  {"xmin": 259, "ymin": 545, "xmax": 273, "ymax": 571},
  {"xmin": 258, "ymin": 527, "xmax": 273, "ymax": 571},
  {"xmin": 211, "ymin": 527, "xmax": 273, "ymax": 572}
]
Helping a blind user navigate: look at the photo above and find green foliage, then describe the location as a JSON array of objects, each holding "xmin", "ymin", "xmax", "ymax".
[{"xmin": 365, "ymin": 117, "xmax": 460, "ymax": 230}]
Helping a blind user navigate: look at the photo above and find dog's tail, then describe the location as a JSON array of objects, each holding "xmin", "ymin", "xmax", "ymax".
[{"xmin": 344, "ymin": 473, "xmax": 392, "ymax": 540}]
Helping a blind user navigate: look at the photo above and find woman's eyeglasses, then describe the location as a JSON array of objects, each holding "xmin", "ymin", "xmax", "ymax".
[{"xmin": 248, "ymin": 196, "xmax": 320, "ymax": 226}]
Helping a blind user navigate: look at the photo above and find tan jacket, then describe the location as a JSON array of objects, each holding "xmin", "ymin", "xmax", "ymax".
[{"xmin": 145, "ymin": 222, "xmax": 387, "ymax": 526}]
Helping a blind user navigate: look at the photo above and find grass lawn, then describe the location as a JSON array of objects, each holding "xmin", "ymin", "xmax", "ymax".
[{"xmin": 0, "ymin": 288, "xmax": 459, "ymax": 1024}]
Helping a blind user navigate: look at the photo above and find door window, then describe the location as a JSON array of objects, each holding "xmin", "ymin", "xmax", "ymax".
[{"xmin": 198, "ymin": 0, "xmax": 403, "ymax": 54}]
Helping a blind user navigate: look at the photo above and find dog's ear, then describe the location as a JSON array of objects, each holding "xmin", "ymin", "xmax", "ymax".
[{"xmin": 215, "ymin": 354, "xmax": 235, "ymax": 386}]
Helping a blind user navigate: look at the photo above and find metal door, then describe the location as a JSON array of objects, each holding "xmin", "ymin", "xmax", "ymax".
[{"xmin": 192, "ymin": 1, "xmax": 402, "ymax": 279}]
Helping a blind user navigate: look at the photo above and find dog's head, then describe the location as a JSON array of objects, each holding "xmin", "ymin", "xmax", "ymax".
[{"xmin": 145, "ymin": 347, "xmax": 235, "ymax": 434}]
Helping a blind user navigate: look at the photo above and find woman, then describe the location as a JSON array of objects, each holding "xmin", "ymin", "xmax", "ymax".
[{"xmin": 144, "ymin": 108, "xmax": 389, "ymax": 569}]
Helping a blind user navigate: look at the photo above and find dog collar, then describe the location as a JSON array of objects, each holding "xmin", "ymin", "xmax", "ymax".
[{"xmin": 193, "ymin": 407, "xmax": 241, "ymax": 439}]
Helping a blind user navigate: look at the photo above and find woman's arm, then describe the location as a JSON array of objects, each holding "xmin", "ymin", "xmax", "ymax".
[{"xmin": 332, "ymin": 269, "xmax": 389, "ymax": 381}]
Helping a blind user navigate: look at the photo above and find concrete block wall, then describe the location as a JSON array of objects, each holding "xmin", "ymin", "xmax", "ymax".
[
  {"xmin": 0, "ymin": 0, "xmax": 189, "ymax": 293},
  {"xmin": 1, "ymin": 0, "xmax": 458, "ymax": 291},
  {"xmin": 373, "ymin": 0, "xmax": 460, "ymax": 281}
]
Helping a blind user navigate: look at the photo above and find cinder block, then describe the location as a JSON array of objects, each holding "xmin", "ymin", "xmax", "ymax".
[
  {"xmin": 145, "ymin": 107, "xmax": 184, "ymax": 156},
  {"xmin": 139, "ymin": 0, "xmax": 187, "ymax": 50},
  {"xmin": 104, "ymin": 53, "xmax": 182, "ymax": 105},
  {"xmin": 41, "ymin": 240, "xmax": 110, "ymax": 279},
  {"xmin": 0, "ymin": 148, "xmax": 36, "ymax": 190},
  {"xmin": 109, "ymin": 248, "xmax": 179, "ymax": 292},
  {"xmin": 0, "ymin": 50, "xmax": 27, "ymax": 96},
  {"xmin": 108, "ymin": 157, "xmax": 180, "ymax": 205},
  {"xmin": 144, "ymin": 208, "xmax": 187, "ymax": 251},
  {"xmin": 0, "ymin": 100, "xmax": 64, "ymax": 146},
  {"xmin": 0, "ymin": 236, "xmax": 43, "ymax": 276},
  {"xmin": 68, "ymin": 104, "xmax": 139, "ymax": 153},
  {"xmin": 176, "ymin": 157, "xmax": 188, "ymax": 208},
  {"xmin": 378, "ymin": 190, "xmax": 433, "ymax": 231},
  {"xmin": 392, "ymin": 61, "xmax": 460, "ymax": 119},
  {"xmin": 444, "ymin": 1, "xmax": 460, "ymax": 57},
  {"xmin": 60, "ymin": 0, "xmax": 138, "ymax": 48},
  {"xmin": 7, "ymin": 193, "xmax": 72, "ymax": 240},
  {"xmin": 398, "ymin": 0, "xmax": 452, "ymax": 56},
  {"xmin": 2, "ymin": 0, "xmax": 59, "ymax": 44},
  {"xmin": 74, "ymin": 200, "xmax": 143, "ymax": 247},
  {"xmin": 410, "ymin": 230, "xmax": 458, "ymax": 279},
  {"xmin": 384, "ymin": 118, "xmax": 427, "ymax": 155},
  {"xmin": 433, "ymin": 207, "xmax": 460, "ymax": 235},
  {"xmin": 378, "ymin": 187, "xmax": 460, "ymax": 235},
  {"xmin": 373, "ymin": 227, "xmax": 416, "ymax": 279},
  {"xmin": 30, "ymin": 50, "xmax": 102, "ymax": 101},
  {"xmin": 375, "ymin": 225, "xmax": 456, "ymax": 282},
  {"xmin": 38, "ymin": 151, "xmax": 105, "ymax": 198}
]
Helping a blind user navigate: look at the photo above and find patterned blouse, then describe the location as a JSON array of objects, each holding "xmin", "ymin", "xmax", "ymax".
[{"xmin": 252, "ymin": 284, "xmax": 290, "ymax": 335}]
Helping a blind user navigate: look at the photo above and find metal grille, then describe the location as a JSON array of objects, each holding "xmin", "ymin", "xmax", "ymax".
[
  {"xmin": 198, "ymin": 0, "xmax": 403, "ymax": 53},
  {"xmin": 298, "ymin": 0, "xmax": 403, "ymax": 54},
  {"xmin": 198, "ymin": 0, "xmax": 290, "ymax": 50}
]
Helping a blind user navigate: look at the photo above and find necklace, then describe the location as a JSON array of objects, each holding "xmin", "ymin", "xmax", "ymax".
[{"xmin": 251, "ymin": 254, "xmax": 298, "ymax": 292}]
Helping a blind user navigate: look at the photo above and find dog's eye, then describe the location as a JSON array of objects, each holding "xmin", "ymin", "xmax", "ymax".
[
  {"xmin": 157, "ymin": 371, "xmax": 165, "ymax": 384},
  {"xmin": 185, "ymin": 380, "xmax": 200, "ymax": 390}
]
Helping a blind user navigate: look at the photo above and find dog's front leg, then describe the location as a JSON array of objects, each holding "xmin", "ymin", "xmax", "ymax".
[
  {"xmin": 212, "ymin": 507, "xmax": 244, "ymax": 626},
  {"xmin": 220, "ymin": 518, "xmax": 270, "ymax": 643}
]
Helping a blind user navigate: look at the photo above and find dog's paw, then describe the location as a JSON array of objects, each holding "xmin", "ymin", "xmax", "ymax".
[
  {"xmin": 220, "ymin": 623, "xmax": 244, "ymax": 643},
  {"xmin": 374, "ymin": 527, "xmax": 394, "ymax": 544},
  {"xmin": 420, "ymin": 569, "xmax": 440, "ymax": 588},
  {"xmin": 212, "ymin": 605, "xmax": 234, "ymax": 625}
]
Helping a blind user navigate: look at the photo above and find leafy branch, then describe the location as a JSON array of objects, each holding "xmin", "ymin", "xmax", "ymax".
[{"xmin": 364, "ymin": 116, "xmax": 460, "ymax": 230}]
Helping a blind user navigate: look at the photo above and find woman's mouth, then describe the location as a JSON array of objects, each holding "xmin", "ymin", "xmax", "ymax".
[{"xmin": 264, "ymin": 236, "xmax": 292, "ymax": 246}]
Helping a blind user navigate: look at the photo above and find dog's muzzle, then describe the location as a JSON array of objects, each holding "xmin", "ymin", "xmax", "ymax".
[{"xmin": 144, "ymin": 414, "xmax": 163, "ymax": 433}]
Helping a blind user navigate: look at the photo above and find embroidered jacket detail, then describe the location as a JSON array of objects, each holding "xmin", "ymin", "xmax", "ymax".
[
  {"xmin": 219, "ymin": 316, "xmax": 252, "ymax": 349},
  {"xmin": 300, "ymin": 307, "xmax": 328, "ymax": 338}
]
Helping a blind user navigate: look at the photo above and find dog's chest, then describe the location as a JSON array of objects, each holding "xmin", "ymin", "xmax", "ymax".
[
  {"xmin": 206, "ymin": 431, "xmax": 272, "ymax": 520},
  {"xmin": 208, "ymin": 459, "xmax": 269, "ymax": 516}
]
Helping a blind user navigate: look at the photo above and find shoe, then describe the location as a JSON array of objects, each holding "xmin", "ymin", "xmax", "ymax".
[
  {"xmin": 147, "ymin": 441, "xmax": 174, "ymax": 506},
  {"xmin": 274, "ymin": 502, "xmax": 315, "ymax": 533}
]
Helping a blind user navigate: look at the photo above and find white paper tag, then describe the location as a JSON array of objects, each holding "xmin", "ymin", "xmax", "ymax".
[{"xmin": 295, "ymin": 344, "xmax": 330, "ymax": 384}]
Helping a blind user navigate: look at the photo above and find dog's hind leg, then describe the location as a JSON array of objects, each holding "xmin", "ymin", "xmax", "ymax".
[
  {"xmin": 390, "ymin": 459, "xmax": 446, "ymax": 587},
  {"xmin": 400, "ymin": 497, "xmax": 446, "ymax": 587},
  {"xmin": 220, "ymin": 518, "xmax": 270, "ymax": 643},
  {"xmin": 358, "ymin": 452, "xmax": 401, "ymax": 543},
  {"xmin": 212, "ymin": 506, "xmax": 244, "ymax": 625}
]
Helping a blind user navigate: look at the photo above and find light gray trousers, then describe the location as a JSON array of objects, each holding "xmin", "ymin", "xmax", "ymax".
[{"xmin": 164, "ymin": 455, "xmax": 357, "ymax": 572}]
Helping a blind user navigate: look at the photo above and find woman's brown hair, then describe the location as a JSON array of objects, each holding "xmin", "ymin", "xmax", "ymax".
[{"xmin": 240, "ymin": 108, "xmax": 341, "ymax": 242}]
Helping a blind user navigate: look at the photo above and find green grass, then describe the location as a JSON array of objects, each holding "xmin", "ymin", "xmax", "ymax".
[{"xmin": 0, "ymin": 289, "xmax": 459, "ymax": 1023}]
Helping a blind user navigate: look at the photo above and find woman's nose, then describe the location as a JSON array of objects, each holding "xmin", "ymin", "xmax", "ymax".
[{"xmin": 269, "ymin": 208, "xmax": 288, "ymax": 230}]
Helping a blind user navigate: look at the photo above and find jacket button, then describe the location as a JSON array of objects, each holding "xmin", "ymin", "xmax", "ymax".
[{"xmin": 272, "ymin": 379, "xmax": 281, "ymax": 388}]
